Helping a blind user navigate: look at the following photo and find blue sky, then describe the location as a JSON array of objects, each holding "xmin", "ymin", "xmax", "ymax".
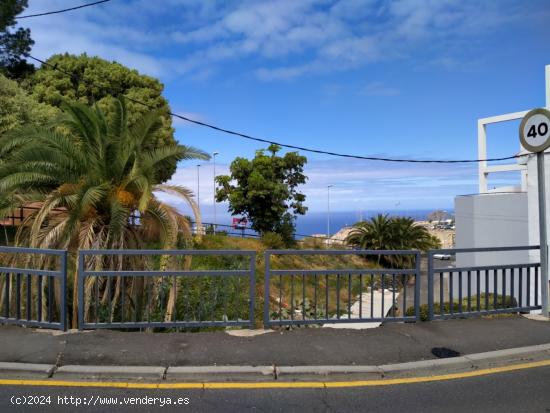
[{"xmin": 20, "ymin": 0, "xmax": 550, "ymax": 221}]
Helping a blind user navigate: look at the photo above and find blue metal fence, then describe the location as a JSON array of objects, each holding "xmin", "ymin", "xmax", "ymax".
[
  {"xmin": 427, "ymin": 246, "xmax": 541, "ymax": 320},
  {"xmin": 0, "ymin": 246, "xmax": 67, "ymax": 330},
  {"xmin": 263, "ymin": 249, "xmax": 421, "ymax": 327},
  {"xmin": 1, "ymin": 244, "xmax": 545, "ymax": 332},
  {"xmin": 77, "ymin": 249, "xmax": 256, "ymax": 330}
]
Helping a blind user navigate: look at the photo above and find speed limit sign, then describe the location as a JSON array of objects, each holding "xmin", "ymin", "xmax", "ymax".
[{"xmin": 520, "ymin": 108, "xmax": 550, "ymax": 152}]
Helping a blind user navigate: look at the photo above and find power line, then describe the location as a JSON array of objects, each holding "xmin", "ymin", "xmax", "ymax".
[
  {"xmin": 16, "ymin": 0, "xmax": 111, "ymax": 19},
  {"xmin": 27, "ymin": 54, "xmax": 521, "ymax": 164}
]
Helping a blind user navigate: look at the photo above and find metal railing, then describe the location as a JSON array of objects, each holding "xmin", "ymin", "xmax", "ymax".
[
  {"xmin": 428, "ymin": 246, "xmax": 541, "ymax": 320},
  {"xmin": 0, "ymin": 246, "xmax": 67, "ymax": 330},
  {"xmin": 263, "ymin": 249, "xmax": 421, "ymax": 327},
  {"xmin": 77, "ymin": 249, "xmax": 256, "ymax": 330}
]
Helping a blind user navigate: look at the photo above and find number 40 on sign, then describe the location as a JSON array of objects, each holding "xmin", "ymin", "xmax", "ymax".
[{"xmin": 520, "ymin": 108, "xmax": 550, "ymax": 153}]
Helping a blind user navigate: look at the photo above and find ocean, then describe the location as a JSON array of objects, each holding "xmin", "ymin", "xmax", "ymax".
[
  {"xmin": 200, "ymin": 209, "xmax": 453, "ymax": 238},
  {"xmin": 293, "ymin": 210, "xmax": 442, "ymax": 237}
]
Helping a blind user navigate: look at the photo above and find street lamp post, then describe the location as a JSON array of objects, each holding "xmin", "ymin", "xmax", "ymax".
[
  {"xmin": 196, "ymin": 164, "xmax": 201, "ymax": 209},
  {"xmin": 212, "ymin": 151, "xmax": 219, "ymax": 233},
  {"xmin": 327, "ymin": 185, "xmax": 333, "ymax": 242}
]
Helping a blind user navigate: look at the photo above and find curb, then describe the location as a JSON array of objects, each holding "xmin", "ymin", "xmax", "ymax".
[
  {"xmin": 166, "ymin": 366, "xmax": 274, "ymax": 381},
  {"xmin": 1, "ymin": 343, "xmax": 549, "ymax": 382},
  {"xmin": 0, "ymin": 362, "xmax": 55, "ymax": 379},
  {"xmin": 54, "ymin": 365, "xmax": 166, "ymax": 381},
  {"xmin": 275, "ymin": 365, "xmax": 383, "ymax": 381}
]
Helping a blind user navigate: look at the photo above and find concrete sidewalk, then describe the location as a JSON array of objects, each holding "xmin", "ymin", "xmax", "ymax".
[{"xmin": 1, "ymin": 316, "xmax": 550, "ymax": 368}]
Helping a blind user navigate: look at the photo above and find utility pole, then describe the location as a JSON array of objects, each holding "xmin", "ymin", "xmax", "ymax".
[
  {"xmin": 212, "ymin": 152, "xmax": 219, "ymax": 233},
  {"xmin": 545, "ymin": 64, "xmax": 550, "ymax": 316},
  {"xmin": 196, "ymin": 164, "xmax": 201, "ymax": 209},
  {"xmin": 327, "ymin": 185, "xmax": 333, "ymax": 242}
]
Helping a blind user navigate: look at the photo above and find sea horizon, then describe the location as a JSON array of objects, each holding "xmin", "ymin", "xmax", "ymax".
[{"xmin": 198, "ymin": 209, "xmax": 454, "ymax": 238}]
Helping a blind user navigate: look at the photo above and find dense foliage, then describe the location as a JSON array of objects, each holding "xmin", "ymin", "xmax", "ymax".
[
  {"xmin": 23, "ymin": 54, "xmax": 179, "ymax": 182},
  {"xmin": 0, "ymin": 0, "xmax": 34, "ymax": 79},
  {"xmin": 215, "ymin": 144, "xmax": 307, "ymax": 245},
  {"xmin": 0, "ymin": 98, "xmax": 209, "ymax": 326},
  {"xmin": 0, "ymin": 74, "xmax": 58, "ymax": 136},
  {"xmin": 346, "ymin": 214, "xmax": 441, "ymax": 267}
]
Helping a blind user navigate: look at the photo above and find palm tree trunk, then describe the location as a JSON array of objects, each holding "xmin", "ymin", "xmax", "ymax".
[{"xmin": 163, "ymin": 255, "xmax": 191, "ymax": 322}]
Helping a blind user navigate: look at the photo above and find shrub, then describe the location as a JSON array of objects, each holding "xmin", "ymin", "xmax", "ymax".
[
  {"xmin": 406, "ymin": 293, "xmax": 518, "ymax": 321},
  {"xmin": 261, "ymin": 232, "xmax": 285, "ymax": 249},
  {"xmin": 299, "ymin": 237, "xmax": 326, "ymax": 250}
]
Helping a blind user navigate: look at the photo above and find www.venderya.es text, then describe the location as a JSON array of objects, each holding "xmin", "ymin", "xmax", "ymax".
[{"xmin": 11, "ymin": 395, "xmax": 190, "ymax": 407}]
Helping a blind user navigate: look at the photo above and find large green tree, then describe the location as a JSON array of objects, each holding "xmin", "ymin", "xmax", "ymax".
[
  {"xmin": 0, "ymin": 98, "xmax": 210, "ymax": 326},
  {"xmin": 215, "ymin": 144, "xmax": 307, "ymax": 244},
  {"xmin": 24, "ymin": 54, "xmax": 178, "ymax": 182},
  {"xmin": 0, "ymin": 0, "xmax": 34, "ymax": 79},
  {"xmin": 0, "ymin": 73, "xmax": 58, "ymax": 136}
]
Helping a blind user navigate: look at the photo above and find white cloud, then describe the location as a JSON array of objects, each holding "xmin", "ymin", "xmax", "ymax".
[
  {"xmin": 157, "ymin": 157, "xmax": 504, "ymax": 216},
  {"xmin": 20, "ymin": 0, "xmax": 545, "ymax": 82}
]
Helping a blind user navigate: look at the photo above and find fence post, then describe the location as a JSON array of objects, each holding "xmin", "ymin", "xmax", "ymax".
[
  {"xmin": 415, "ymin": 251, "xmax": 421, "ymax": 322},
  {"xmin": 427, "ymin": 250, "xmax": 434, "ymax": 321},
  {"xmin": 60, "ymin": 250, "xmax": 68, "ymax": 331},
  {"xmin": 77, "ymin": 251, "xmax": 84, "ymax": 330},
  {"xmin": 249, "ymin": 253, "xmax": 256, "ymax": 329},
  {"xmin": 263, "ymin": 251, "xmax": 270, "ymax": 329}
]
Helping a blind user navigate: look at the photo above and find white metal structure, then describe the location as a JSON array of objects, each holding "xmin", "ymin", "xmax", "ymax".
[
  {"xmin": 477, "ymin": 110, "xmax": 529, "ymax": 194},
  {"xmin": 478, "ymin": 65, "xmax": 550, "ymax": 193}
]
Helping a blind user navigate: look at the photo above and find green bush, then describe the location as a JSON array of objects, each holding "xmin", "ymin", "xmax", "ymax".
[
  {"xmin": 299, "ymin": 237, "xmax": 326, "ymax": 250},
  {"xmin": 407, "ymin": 293, "xmax": 518, "ymax": 321},
  {"xmin": 261, "ymin": 232, "xmax": 285, "ymax": 249}
]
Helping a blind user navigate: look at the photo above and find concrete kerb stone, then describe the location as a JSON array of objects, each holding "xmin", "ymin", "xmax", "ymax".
[
  {"xmin": 379, "ymin": 356, "xmax": 475, "ymax": 378},
  {"xmin": 0, "ymin": 362, "xmax": 55, "ymax": 379},
  {"xmin": 166, "ymin": 366, "xmax": 275, "ymax": 382},
  {"xmin": 54, "ymin": 365, "xmax": 166, "ymax": 381},
  {"xmin": 464, "ymin": 343, "xmax": 550, "ymax": 369},
  {"xmin": 275, "ymin": 365, "xmax": 383, "ymax": 381}
]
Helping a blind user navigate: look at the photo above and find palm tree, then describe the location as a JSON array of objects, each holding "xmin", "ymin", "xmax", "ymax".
[
  {"xmin": 346, "ymin": 214, "xmax": 440, "ymax": 268},
  {"xmin": 0, "ymin": 98, "xmax": 210, "ymax": 326}
]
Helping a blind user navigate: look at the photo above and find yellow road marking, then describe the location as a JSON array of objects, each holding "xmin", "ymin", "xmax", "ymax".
[{"xmin": 0, "ymin": 359, "xmax": 549, "ymax": 390}]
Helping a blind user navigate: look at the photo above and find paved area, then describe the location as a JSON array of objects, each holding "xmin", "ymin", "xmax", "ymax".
[
  {"xmin": 1, "ymin": 365, "xmax": 550, "ymax": 412},
  {"xmin": 403, "ymin": 256, "xmax": 452, "ymax": 313},
  {"xmin": 1, "ymin": 316, "xmax": 549, "ymax": 367}
]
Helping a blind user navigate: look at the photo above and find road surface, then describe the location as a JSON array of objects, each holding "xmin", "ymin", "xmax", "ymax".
[{"xmin": 1, "ymin": 364, "xmax": 549, "ymax": 412}]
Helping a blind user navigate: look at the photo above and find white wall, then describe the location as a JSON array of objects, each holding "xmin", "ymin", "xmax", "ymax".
[
  {"xmin": 526, "ymin": 154, "xmax": 550, "ymax": 263},
  {"xmin": 455, "ymin": 192, "xmax": 529, "ymax": 267},
  {"xmin": 452, "ymin": 192, "xmax": 541, "ymax": 309}
]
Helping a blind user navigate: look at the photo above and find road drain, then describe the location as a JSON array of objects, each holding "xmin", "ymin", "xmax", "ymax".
[{"xmin": 431, "ymin": 347, "xmax": 461, "ymax": 358}]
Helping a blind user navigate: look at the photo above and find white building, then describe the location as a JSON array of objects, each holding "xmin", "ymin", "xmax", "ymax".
[
  {"xmin": 456, "ymin": 65, "xmax": 550, "ymax": 263},
  {"xmin": 454, "ymin": 65, "xmax": 550, "ymax": 310}
]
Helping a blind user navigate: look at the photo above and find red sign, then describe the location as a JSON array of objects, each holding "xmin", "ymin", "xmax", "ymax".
[{"xmin": 232, "ymin": 217, "xmax": 247, "ymax": 229}]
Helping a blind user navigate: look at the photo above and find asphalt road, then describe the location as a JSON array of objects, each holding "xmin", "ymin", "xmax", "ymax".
[{"xmin": 2, "ymin": 365, "xmax": 550, "ymax": 412}]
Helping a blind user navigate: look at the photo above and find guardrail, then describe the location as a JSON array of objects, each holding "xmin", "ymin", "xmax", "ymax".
[
  {"xmin": 0, "ymin": 246, "xmax": 67, "ymax": 330},
  {"xmin": 427, "ymin": 246, "xmax": 541, "ymax": 320},
  {"xmin": 1, "ymin": 245, "xmax": 544, "ymax": 331},
  {"xmin": 77, "ymin": 249, "xmax": 256, "ymax": 330},
  {"xmin": 263, "ymin": 249, "xmax": 421, "ymax": 327}
]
